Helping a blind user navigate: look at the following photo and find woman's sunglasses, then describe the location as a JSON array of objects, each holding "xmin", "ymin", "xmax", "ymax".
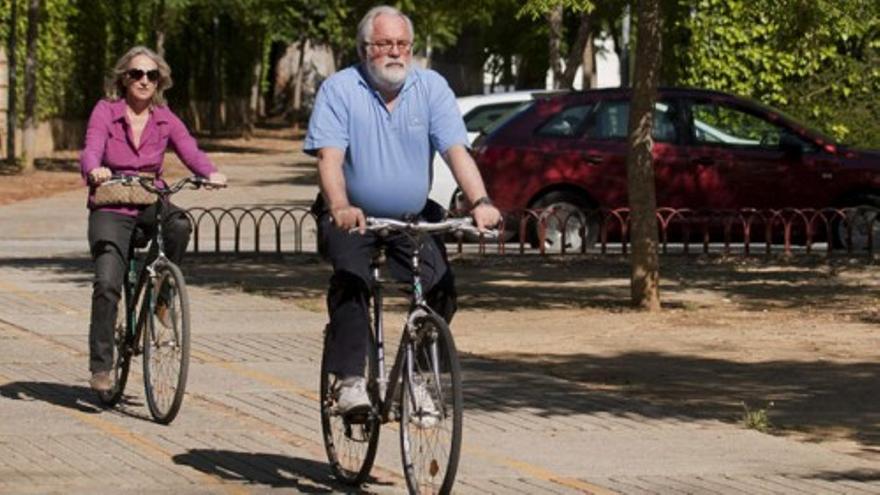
[{"xmin": 126, "ymin": 69, "xmax": 160, "ymax": 82}]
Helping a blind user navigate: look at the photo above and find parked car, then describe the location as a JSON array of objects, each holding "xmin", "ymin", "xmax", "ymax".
[
  {"xmin": 429, "ymin": 91, "xmax": 550, "ymax": 210},
  {"xmin": 473, "ymin": 87, "xmax": 880, "ymax": 249}
]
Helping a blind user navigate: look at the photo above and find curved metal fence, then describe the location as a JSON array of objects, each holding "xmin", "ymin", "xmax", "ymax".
[{"xmin": 184, "ymin": 205, "xmax": 880, "ymax": 257}]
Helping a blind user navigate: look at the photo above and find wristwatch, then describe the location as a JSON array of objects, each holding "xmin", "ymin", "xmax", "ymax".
[{"xmin": 471, "ymin": 196, "xmax": 493, "ymax": 209}]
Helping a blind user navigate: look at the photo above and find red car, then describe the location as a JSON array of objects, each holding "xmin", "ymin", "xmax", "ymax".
[{"xmin": 473, "ymin": 87, "xmax": 880, "ymax": 249}]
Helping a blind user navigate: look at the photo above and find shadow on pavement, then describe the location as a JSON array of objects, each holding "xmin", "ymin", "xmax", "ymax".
[
  {"xmin": 0, "ymin": 381, "xmax": 104, "ymax": 414},
  {"xmin": 462, "ymin": 351, "xmax": 880, "ymax": 454},
  {"xmin": 3, "ymin": 253, "xmax": 880, "ymax": 455},
  {"xmin": 173, "ymin": 449, "xmax": 381, "ymax": 493}
]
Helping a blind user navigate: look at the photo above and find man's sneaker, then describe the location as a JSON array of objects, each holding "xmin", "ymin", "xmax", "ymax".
[
  {"xmin": 411, "ymin": 379, "xmax": 440, "ymax": 428},
  {"xmin": 89, "ymin": 371, "xmax": 112, "ymax": 392},
  {"xmin": 336, "ymin": 376, "xmax": 371, "ymax": 417}
]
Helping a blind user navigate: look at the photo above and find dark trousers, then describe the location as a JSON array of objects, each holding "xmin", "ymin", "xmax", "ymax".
[
  {"xmin": 318, "ymin": 205, "xmax": 457, "ymax": 378},
  {"xmin": 87, "ymin": 203, "xmax": 191, "ymax": 373}
]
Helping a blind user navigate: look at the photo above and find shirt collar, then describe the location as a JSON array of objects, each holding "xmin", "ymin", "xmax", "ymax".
[{"xmin": 107, "ymin": 98, "xmax": 170, "ymax": 124}]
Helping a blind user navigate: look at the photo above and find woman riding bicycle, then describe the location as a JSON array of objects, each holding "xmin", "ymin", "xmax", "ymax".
[{"xmin": 80, "ymin": 45, "xmax": 226, "ymax": 392}]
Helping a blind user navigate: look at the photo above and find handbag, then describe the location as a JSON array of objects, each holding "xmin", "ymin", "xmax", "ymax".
[{"xmin": 93, "ymin": 173, "xmax": 158, "ymax": 206}]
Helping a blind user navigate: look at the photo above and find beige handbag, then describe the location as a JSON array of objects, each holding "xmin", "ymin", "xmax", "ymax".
[{"xmin": 93, "ymin": 174, "xmax": 158, "ymax": 206}]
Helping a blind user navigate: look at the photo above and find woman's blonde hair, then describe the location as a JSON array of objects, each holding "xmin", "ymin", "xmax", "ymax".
[{"xmin": 105, "ymin": 46, "xmax": 173, "ymax": 106}]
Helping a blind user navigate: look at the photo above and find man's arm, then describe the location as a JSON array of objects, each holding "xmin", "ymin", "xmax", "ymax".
[
  {"xmin": 443, "ymin": 144, "xmax": 501, "ymax": 230},
  {"xmin": 317, "ymin": 147, "xmax": 366, "ymax": 233}
]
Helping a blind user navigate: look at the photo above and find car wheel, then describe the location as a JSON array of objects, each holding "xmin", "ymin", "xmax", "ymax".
[
  {"xmin": 528, "ymin": 191, "xmax": 599, "ymax": 252},
  {"xmin": 836, "ymin": 194, "xmax": 880, "ymax": 251}
]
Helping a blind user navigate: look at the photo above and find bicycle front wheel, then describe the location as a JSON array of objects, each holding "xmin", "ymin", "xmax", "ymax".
[
  {"xmin": 320, "ymin": 327, "xmax": 380, "ymax": 485},
  {"xmin": 97, "ymin": 290, "xmax": 132, "ymax": 406},
  {"xmin": 143, "ymin": 261, "xmax": 191, "ymax": 424},
  {"xmin": 400, "ymin": 312, "xmax": 463, "ymax": 495}
]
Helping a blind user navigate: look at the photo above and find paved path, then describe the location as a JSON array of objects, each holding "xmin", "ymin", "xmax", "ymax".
[{"xmin": 1, "ymin": 150, "xmax": 879, "ymax": 494}]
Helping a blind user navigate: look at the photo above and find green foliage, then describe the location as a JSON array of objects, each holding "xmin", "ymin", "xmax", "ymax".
[
  {"xmin": 518, "ymin": 0, "xmax": 596, "ymax": 19},
  {"xmin": 741, "ymin": 401, "xmax": 774, "ymax": 433},
  {"xmin": 1, "ymin": 0, "xmax": 77, "ymax": 120},
  {"xmin": 668, "ymin": 0, "xmax": 880, "ymax": 148}
]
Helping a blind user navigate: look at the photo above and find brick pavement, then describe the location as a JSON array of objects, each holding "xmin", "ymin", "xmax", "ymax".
[{"xmin": 2, "ymin": 152, "xmax": 880, "ymax": 494}]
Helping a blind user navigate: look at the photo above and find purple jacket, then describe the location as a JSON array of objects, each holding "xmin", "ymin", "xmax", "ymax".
[{"xmin": 80, "ymin": 99, "xmax": 217, "ymax": 216}]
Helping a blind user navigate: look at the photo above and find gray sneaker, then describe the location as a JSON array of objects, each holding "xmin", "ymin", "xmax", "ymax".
[
  {"xmin": 411, "ymin": 379, "xmax": 439, "ymax": 428},
  {"xmin": 336, "ymin": 376, "xmax": 371, "ymax": 416}
]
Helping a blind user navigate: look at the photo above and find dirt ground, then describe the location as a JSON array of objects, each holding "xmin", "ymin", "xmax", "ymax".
[{"xmin": 4, "ymin": 129, "xmax": 880, "ymax": 462}]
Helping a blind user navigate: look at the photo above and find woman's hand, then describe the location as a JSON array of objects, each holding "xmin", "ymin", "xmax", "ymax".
[
  {"xmin": 88, "ymin": 167, "xmax": 112, "ymax": 185},
  {"xmin": 207, "ymin": 172, "xmax": 227, "ymax": 186}
]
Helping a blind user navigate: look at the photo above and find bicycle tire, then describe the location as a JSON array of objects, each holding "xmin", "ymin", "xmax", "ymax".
[
  {"xmin": 319, "ymin": 326, "xmax": 381, "ymax": 485},
  {"xmin": 143, "ymin": 261, "xmax": 190, "ymax": 424},
  {"xmin": 400, "ymin": 312, "xmax": 463, "ymax": 495},
  {"xmin": 97, "ymin": 286, "xmax": 133, "ymax": 406}
]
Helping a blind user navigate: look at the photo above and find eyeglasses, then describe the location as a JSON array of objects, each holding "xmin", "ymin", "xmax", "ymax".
[
  {"xmin": 126, "ymin": 68, "xmax": 160, "ymax": 82},
  {"xmin": 365, "ymin": 39, "xmax": 413, "ymax": 54}
]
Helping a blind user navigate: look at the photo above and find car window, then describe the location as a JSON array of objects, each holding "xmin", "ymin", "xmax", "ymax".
[
  {"xmin": 463, "ymin": 102, "xmax": 529, "ymax": 133},
  {"xmin": 536, "ymin": 104, "xmax": 594, "ymax": 137},
  {"xmin": 584, "ymin": 100, "xmax": 679, "ymax": 142},
  {"xmin": 690, "ymin": 102, "xmax": 790, "ymax": 149}
]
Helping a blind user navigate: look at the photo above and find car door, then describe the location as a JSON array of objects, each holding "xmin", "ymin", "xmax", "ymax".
[
  {"xmin": 680, "ymin": 97, "xmax": 826, "ymax": 209},
  {"xmin": 576, "ymin": 98, "xmax": 687, "ymax": 208}
]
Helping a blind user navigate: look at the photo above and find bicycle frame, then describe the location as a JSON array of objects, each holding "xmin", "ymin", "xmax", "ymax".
[
  {"xmin": 120, "ymin": 196, "xmax": 174, "ymax": 355},
  {"xmin": 369, "ymin": 232, "xmax": 441, "ymax": 424}
]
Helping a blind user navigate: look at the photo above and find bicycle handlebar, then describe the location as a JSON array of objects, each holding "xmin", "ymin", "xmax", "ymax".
[
  {"xmin": 100, "ymin": 175, "xmax": 227, "ymax": 195},
  {"xmin": 353, "ymin": 216, "xmax": 499, "ymax": 239}
]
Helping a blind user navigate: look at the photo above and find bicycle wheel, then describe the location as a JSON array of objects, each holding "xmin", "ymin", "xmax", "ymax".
[
  {"xmin": 142, "ymin": 261, "xmax": 190, "ymax": 424},
  {"xmin": 320, "ymin": 327, "xmax": 380, "ymax": 485},
  {"xmin": 400, "ymin": 312, "xmax": 462, "ymax": 495},
  {"xmin": 97, "ymin": 289, "xmax": 132, "ymax": 406}
]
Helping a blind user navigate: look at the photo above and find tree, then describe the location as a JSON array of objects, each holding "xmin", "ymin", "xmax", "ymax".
[
  {"xmin": 5, "ymin": 0, "xmax": 17, "ymax": 165},
  {"xmin": 626, "ymin": 0, "xmax": 662, "ymax": 310},
  {"xmin": 21, "ymin": 0, "xmax": 39, "ymax": 172}
]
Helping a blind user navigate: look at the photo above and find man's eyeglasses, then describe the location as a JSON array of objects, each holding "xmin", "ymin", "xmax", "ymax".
[
  {"xmin": 365, "ymin": 39, "xmax": 413, "ymax": 54},
  {"xmin": 126, "ymin": 69, "xmax": 160, "ymax": 82}
]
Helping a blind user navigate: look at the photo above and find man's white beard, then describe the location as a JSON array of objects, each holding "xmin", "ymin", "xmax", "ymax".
[{"xmin": 366, "ymin": 60, "xmax": 409, "ymax": 92}]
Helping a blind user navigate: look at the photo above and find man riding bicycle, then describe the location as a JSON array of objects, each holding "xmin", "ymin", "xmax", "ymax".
[{"xmin": 305, "ymin": 5, "xmax": 501, "ymax": 416}]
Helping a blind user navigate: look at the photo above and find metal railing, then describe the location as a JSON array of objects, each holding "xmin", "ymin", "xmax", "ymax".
[{"xmin": 183, "ymin": 205, "xmax": 880, "ymax": 257}]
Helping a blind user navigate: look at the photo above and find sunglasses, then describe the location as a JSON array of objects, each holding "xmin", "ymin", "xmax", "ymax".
[{"xmin": 126, "ymin": 68, "xmax": 160, "ymax": 82}]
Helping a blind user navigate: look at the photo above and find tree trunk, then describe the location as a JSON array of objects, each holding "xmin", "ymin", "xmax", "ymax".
[
  {"xmin": 292, "ymin": 37, "xmax": 307, "ymax": 133},
  {"xmin": 581, "ymin": 31, "xmax": 596, "ymax": 89},
  {"xmin": 620, "ymin": 5, "xmax": 632, "ymax": 87},
  {"xmin": 547, "ymin": 5, "xmax": 564, "ymax": 89},
  {"xmin": 6, "ymin": 0, "xmax": 18, "ymax": 166},
  {"xmin": 625, "ymin": 0, "xmax": 663, "ymax": 310},
  {"xmin": 209, "ymin": 15, "xmax": 220, "ymax": 136},
  {"xmin": 21, "ymin": 0, "xmax": 40, "ymax": 173},
  {"xmin": 154, "ymin": 0, "xmax": 166, "ymax": 57},
  {"xmin": 560, "ymin": 13, "xmax": 591, "ymax": 89}
]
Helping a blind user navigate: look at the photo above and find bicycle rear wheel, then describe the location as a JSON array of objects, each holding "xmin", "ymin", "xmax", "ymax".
[
  {"xmin": 400, "ymin": 312, "xmax": 463, "ymax": 495},
  {"xmin": 97, "ymin": 289, "xmax": 132, "ymax": 406},
  {"xmin": 320, "ymin": 327, "xmax": 380, "ymax": 485},
  {"xmin": 143, "ymin": 261, "xmax": 190, "ymax": 424}
]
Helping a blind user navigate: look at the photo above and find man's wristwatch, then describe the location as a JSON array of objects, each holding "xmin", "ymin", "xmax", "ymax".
[{"xmin": 471, "ymin": 196, "xmax": 493, "ymax": 209}]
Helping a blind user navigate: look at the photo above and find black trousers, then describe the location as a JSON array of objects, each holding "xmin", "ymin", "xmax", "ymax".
[
  {"xmin": 87, "ymin": 203, "xmax": 191, "ymax": 373},
  {"xmin": 317, "ymin": 202, "xmax": 457, "ymax": 377}
]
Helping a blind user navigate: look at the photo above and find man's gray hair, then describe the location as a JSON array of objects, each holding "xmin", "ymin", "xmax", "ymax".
[{"xmin": 356, "ymin": 5, "xmax": 414, "ymax": 60}]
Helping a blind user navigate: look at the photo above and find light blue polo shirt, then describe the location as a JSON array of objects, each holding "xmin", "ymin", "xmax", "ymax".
[{"xmin": 304, "ymin": 65, "xmax": 468, "ymax": 218}]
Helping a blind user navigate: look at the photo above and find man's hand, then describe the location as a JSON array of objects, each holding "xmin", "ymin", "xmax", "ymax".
[
  {"xmin": 88, "ymin": 167, "xmax": 112, "ymax": 185},
  {"xmin": 331, "ymin": 204, "xmax": 367, "ymax": 234},
  {"xmin": 472, "ymin": 203, "xmax": 501, "ymax": 231},
  {"xmin": 207, "ymin": 172, "xmax": 227, "ymax": 187}
]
